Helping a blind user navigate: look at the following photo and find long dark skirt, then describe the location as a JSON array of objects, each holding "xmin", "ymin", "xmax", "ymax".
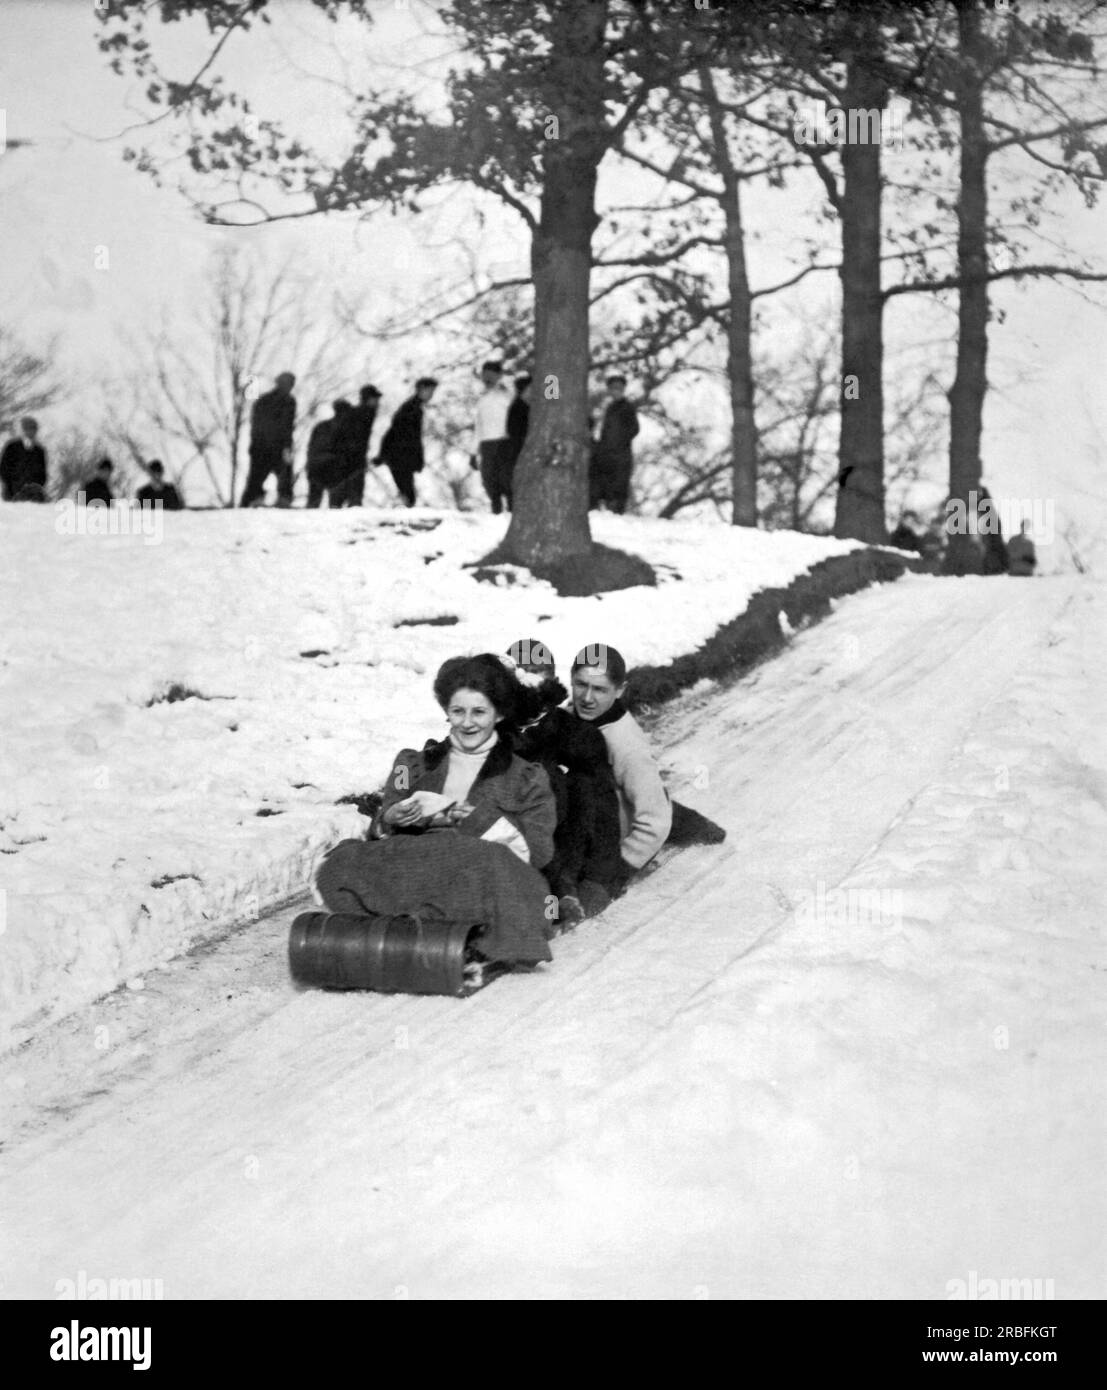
[{"xmin": 315, "ymin": 831, "xmax": 554, "ymax": 965}]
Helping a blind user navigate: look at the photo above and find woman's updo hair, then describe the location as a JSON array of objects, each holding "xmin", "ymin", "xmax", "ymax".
[{"xmin": 433, "ymin": 653, "xmax": 521, "ymax": 722}]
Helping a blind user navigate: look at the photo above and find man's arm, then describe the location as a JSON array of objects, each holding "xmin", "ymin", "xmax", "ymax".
[{"xmin": 604, "ymin": 721, "xmax": 671, "ymax": 869}]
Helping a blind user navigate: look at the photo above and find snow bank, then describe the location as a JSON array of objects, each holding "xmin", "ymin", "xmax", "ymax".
[{"xmin": 0, "ymin": 505, "xmax": 860, "ymax": 1046}]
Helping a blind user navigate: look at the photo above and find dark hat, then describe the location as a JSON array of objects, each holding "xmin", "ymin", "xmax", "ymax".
[
  {"xmin": 605, "ymin": 373, "xmax": 627, "ymax": 387},
  {"xmin": 360, "ymin": 384, "xmax": 382, "ymax": 400},
  {"xmin": 415, "ymin": 376, "xmax": 439, "ymax": 391},
  {"xmin": 481, "ymin": 360, "xmax": 504, "ymax": 375},
  {"xmin": 96, "ymin": 457, "xmax": 113, "ymax": 472},
  {"xmin": 147, "ymin": 459, "xmax": 165, "ymax": 476},
  {"xmin": 514, "ymin": 373, "xmax": 532, "ymax": 391}
]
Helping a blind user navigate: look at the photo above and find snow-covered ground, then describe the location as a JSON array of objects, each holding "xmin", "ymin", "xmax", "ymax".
[
  {"xmin": 0, "ymin": 505, "xmax": 859, "ymax": 1045},
  {"xmin": 0, "ymin": 568, "xmax": 1101, "ymax": 1299}
]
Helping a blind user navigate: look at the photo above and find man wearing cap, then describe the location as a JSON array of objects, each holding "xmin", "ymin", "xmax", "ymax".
[
  {"xmin": 1, "ymin": 417, "xmax": 48, "ymax": 502},
  {"xmin": 240, "ymin": 371, "xmax": 297, "ymax": 508},
  {"xmin": 470, "ymin": 360, "xmax": 513, "ymax": 514},
  {"xmin": 136, "ymin": 460, "xmax": 184, "ymax": 510},
  {"xmin": 330, "ymin": 383, "xmax": 382, "ymax": 507},
  {"xmin": 590, "ymin": 374, "xmax": 640, "ymax": 514}
]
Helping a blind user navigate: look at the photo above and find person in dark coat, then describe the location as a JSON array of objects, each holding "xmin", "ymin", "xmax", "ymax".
[
  {"xmin": 590, "ymin": 374, "xmax": 640, "ymax": 513},
  {"xmin": 1, "ymin": 417, "xmax": 48, "ymax": 502},
  {"xmin": 377, "ymin": 377, "xmax": 436, "ymax": 507},
  {"xmin": 1007, "ymin": 521, "xmax": 1037, "ymax": 577},
  {"xmin": 305, "ymin": 400, "xmax": 350, "ymax": 509},
  {"xmin": 977, "ymin": 486, "xmax": 1009, "ymax": 575},
  {"xmin": 889, "ymin": 513, "xmax": 922, "ymax": 552},
  {"xmin": 136, "ymin": 460, "xmax": 183, "ymax": 510},
  {"xmin": 506, "ymin": 373, "xmax": 531, "ymax": 481},
  {"xmin": 315, "ymin": 653, "xmax": 557, "ymax": 968},
  {"xmin": 329, "ymin": 384, "xmax": 381, "ymax": 507},
  {"xmin": 240, "ymin": 371, "xmax": 296, "ymax": 508},
  {"xmin": 504, "ymin": 638, "xmax": 623, "ymax": 927},
  {"xmin": 82, "ymin": 458, "xmax": 114, "ymax": 506}
]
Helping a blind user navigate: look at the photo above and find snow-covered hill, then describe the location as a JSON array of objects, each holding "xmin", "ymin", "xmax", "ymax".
[
  {"xmin": 0, "ymin": 505, "xmax": 860, "ymax": 1044},
  {"xmin": 0, "ymin": 569, "xmax": 1100, "ymax": 1299}
]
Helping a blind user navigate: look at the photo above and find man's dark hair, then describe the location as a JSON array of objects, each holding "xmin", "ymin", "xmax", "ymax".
[
  {"xmin": 147, "ymin": 460, "xmax": 165, "ymax": 476},
  {"xmin": 605, "ymin": 374, "xmax": 627, "ymax": 388},
  {"xmin": 514, "ymin": 374, "xmax": 532, "ymax": 393},
  {"xmin": 415, "ymin": 376, "xmax": 439, "ymax": 391},
  {"xmin": 96, "ymin": 458, "xmax": 113, "ymax": 473},
  {"xmin": 481, "ymin": 361, "xmax": 504, "ymax": 376},
  {"xmin": 571, "ymin": 643, "xmax": 627, "ymax": 686},
  {"xmin": 333, "ymin": 398, "xmax": 352, "ymax": 413},
  {"xmin": 433, "ymin": 653, "xmax": 520, "ymax": 723},
  {"xmin": 360, "ymin": 385, "xmax": 381, "ymax": 400}
]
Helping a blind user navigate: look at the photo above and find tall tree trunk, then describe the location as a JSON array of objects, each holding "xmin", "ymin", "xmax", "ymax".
[
  {"xmin": 834, "ymin": 27, "xmax": 888, "ymax": 544},
  {"xmin": 701, "ymin": 67, "xmax": 758, "ymax": 527},
  {"xmin": 945, "ymin": 0, "xmax": 989, "ymax": 575},
  {"xmin": 502, "ymin": 0, "xmax": 608, "ymax": 569}
]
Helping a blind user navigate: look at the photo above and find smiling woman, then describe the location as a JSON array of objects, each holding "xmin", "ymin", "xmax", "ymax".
[{"xmin": 312, "ymin": 653, "xmax": 557, "ymax": 970}]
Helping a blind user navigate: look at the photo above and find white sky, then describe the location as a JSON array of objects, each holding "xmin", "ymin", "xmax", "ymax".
[{"xmin": 0, "ymin": 0, "xmax": 1105, "ymax": 544}]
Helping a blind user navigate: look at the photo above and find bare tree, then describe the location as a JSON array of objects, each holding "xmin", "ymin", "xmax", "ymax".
[
  {"xmin": 0, "ymin": 327, "xmax": 60, "ymax": 433},
  {"xmin": 113, "ymin": 245, "xmax": 367, "ymax": 506}
]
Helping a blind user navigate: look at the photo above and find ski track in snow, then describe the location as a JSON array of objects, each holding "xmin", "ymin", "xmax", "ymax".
[{"xmin": 1, "ymin": 574, "xmax": 1103, "ymax": 1299}]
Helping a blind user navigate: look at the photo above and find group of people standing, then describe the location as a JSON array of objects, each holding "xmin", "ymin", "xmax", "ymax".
[
  {"xmin": 239, "ymin": 360, "xmax": 641, "ymax": 514},
  {"xmin": 0, "ymin": 416, "xmax": 183, "ymax": 509},
  {"xmin": 2, "ymin": 363, "xmax": 642, "ymax": 514}
]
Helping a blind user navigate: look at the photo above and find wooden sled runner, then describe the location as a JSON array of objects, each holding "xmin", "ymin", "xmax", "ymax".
[{"xmin": 288, "ymin": 911, "xmax": 498, "ymax": 998}]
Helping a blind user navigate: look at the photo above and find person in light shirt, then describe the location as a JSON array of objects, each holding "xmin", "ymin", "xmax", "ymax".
[{"xmin": 470, "ymin": 360, "xmax": 513, "ymax": 514}]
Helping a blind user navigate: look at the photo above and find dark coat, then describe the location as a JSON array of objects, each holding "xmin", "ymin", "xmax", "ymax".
[
  {"xmin": 136, "ymin": 482, "xmax": 183, "ymax": 510},
  {"xmin": 250, "ymin": 388, "xmax": 296, "ymax": 455},
  {"xmin": 379, "ymin": 396, "xmax": 425, "ymax": 474},
  {"xmin": 372, "ymin": 734, "xmax": 556, "ymax": 870},
  {"xmin": 0, "ymin": 439, "xmax": 47, "ymax": 500},
  {"xmin": 511, "ymin": 680, "xmax": 623, "ymax": 896},
  {"xmin": 332, "ymin": 401, "xmax": 377, "ymax": 472},
  {"xmin": 82, "ymin": 477, "xmax": 113, "ymax": 505},
  {"xmin": 306, "ymin": 417, "xmax": 338, "ymax": 482},
  {"xmin": 507, "ymin": 397, "xmax": 530, "ymax": 465},
  {"xmin": 595, "ymin": 398, "xmax": 639, "ymax": 468}
]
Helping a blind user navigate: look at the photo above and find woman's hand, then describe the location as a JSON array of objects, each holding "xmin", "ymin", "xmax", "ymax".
[{"xmin": 385, "ymin": 791, "xmax": 458, "ymax": 827}]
